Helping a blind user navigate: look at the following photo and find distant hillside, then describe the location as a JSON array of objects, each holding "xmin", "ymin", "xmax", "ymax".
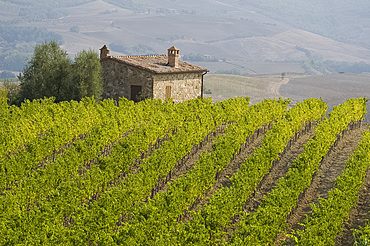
[
  {"xmin": 213, "ymin": 29, "xmax": 370, "ymax": 62},
  {"xmin": 1, "ymin": 0, "xmax": 370, "ymax": 74},
  {"xmin": 42, "ymin": 1, "xmax": 370, "ymax": 62},
  {"xmin": 237, "ymin": 0, "xmax": 370, "ymax": 50}
]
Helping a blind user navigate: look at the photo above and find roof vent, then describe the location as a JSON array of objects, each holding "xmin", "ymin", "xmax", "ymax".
[
  {"xmin": 100, "ymin": 45, "xmax": 110, "ymax": 59},
  {"xmin": 168, "ymin": 46, "xmax": 179, "ymax": 68}
]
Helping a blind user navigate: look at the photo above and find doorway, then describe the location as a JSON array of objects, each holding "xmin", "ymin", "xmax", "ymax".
[{"xmin": 131, "ymin": 85, "xmax": 142, "ymax": 102}]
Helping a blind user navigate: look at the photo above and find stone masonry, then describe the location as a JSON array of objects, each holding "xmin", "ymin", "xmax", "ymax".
[
  {"xmin": 100, "ymin": 45, "xmax": 208, "ymax": 103},
  {"xmin": 101, "ymin": 59, "xmax": 153, "ymax": 101},
  {"xmin": 153, "ymin": 73, "xmax": 202, "ymax": 103}
]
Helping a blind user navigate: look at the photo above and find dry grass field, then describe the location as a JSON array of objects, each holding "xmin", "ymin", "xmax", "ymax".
[
  {"xmin": 203, "ymin": 73, "xmax": 308, "ymax": 104},
  {"xmin": 280, "ymin": 73, "xmax": 370, "ymax": 120},
  {"xmin": 205, "ymin": 73, "xmax": 370, "ymax": 120}
]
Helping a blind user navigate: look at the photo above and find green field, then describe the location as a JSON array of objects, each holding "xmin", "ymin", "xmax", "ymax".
[{"xmin": 1, "ymin": 95, "xmax": 369, "ymax": 245}]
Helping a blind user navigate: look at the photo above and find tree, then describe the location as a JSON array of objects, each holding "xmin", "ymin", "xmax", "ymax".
[
  {"xmin": 18, "ymin": 41, "xmax": 103, "ymax": 103},
  {"xmin": 19, "ymin": 40, "xmax": 71, "ymax": 102},
  {"xmin": 2, "ymin": 80, "xmax": 21, "ymax": 105},
  {"xmin": 71, "ymin": 49, "xmax": 103, "ymax": 101}
]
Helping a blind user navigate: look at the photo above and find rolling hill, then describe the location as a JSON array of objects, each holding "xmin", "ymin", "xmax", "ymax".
[{"xmin": 2, "ymin": 0, "xmax": 370, "ymax": 74}]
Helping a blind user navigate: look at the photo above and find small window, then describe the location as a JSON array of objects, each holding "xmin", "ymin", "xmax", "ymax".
[{"xmin": 166, "ymin": 86, "xmax": 172, "ymax": 99}]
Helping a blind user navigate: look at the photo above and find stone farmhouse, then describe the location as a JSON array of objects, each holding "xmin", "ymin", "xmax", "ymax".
[{"xmin": 100, "ymin": 45, "xmax": 208, "ymax": 103}]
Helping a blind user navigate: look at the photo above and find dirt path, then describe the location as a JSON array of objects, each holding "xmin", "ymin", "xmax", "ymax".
[
  {"xmin": 267, "ymin": 77, "xmax": 289, "ymax": 98},
  {"xmin": 280, "ymin": 123, "xmax": 370, "ymax": 245}
]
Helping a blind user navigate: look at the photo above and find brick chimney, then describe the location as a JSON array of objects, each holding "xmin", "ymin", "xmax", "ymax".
[
  {"xmin": 168, "ymin": 46, "xmax": 179, "ymax": 68},
  {"xmin": 100, "ymin": 45, "xmax": 110, "ymax": 59}
]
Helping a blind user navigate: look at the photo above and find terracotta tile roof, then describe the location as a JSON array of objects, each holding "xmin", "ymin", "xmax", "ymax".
[{"xmin": 102, "ymin": 55, "xmax": 208, "ymax": 74}]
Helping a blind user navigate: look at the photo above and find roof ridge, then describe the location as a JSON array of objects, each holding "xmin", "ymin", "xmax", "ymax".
[
  {"xmin": 113, "ymin": 54, "xmax": 166, "ymax": 58},
  {"xmin": 104, "ymin": 55, "xmax": 208, "ymax": 74}
]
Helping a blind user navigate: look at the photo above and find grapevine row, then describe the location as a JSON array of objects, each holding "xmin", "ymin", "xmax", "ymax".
[
  {"xmin": 0, "ymin": 97, "xmax": 57, "ymax": 156},
  {"xmin": 354, "ymin": 220, "xmax": 370, "ymax": 245},
  {"xmin": 295, "ymin": 127, "xmax": 370, "ymax": 245},
  {"xmin": 113, "ymin": 99, "xmax": 290, "ymax": 245},
  {"xmin": 172, "ymin": 98, "xmax": 327, "ymax": 245},
  {"xmin": 0, "ymin": 97, "xmax": 187, "ymax": 244},
  {"xmin": 0, "ymin": 97, "xmax": 102, "ymax": 159},
  {"xmin": 229, "ymin": 97, "xmax": 367, "ymax": 245},
  {"xmin": 44, "ymin": 97, "xmax": 250, "ymax": 244},
  {"xmin": 0, "ymin": 97, "xmax": 111, "ymax": 191}
]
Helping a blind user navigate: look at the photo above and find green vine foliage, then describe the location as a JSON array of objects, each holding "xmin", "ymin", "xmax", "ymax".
[
  {"xmin": 170, "ymin": 98, "xmax": 327, "ymax": 245},
  {"xmin": 229, "ymin": 97, "xmax": 367, "ymax": 245},
  {"xmin": 296, "ymin": 129, "xmax": 370, "ymax": 245},
  {"xmin": 0, "ymin": 96, "xmax": 368, "ymax": 245}
]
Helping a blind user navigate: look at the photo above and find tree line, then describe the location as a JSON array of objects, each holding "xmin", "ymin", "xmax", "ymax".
[{"xmin": 2, "ymin": 41, "xmax": 103, "ymax": 105}]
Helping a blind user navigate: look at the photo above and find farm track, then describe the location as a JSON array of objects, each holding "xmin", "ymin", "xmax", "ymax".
[
  {"xmin": 223, "ymin": 123, "xmax": 317, "ymax": 242},
  {"xmin": 281, "ymin": 122, "xmax": 370, "ymax": 246},
  {"xmin": 336, "ymin": 156, "xmax": 370, "ymax": 246}
]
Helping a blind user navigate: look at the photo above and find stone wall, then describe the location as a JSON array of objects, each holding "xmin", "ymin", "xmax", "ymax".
[
  {"xmin": 101, "ymin": 59, "xmax": 153, "ymax": 101},
  {"xmin": 153, "ymin": 73, "xmax": 202, "ymax": 103}
]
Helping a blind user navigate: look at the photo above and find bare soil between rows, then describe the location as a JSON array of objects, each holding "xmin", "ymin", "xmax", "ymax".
[
  {"xmin": 336, "ymin": 159, "xmax": 370, "ymax": 246},
  {"xmin": 279, "ymin": 122, "xmax": 370, "ymax": 246},
  {"xmin": 222, "ymin": 123, "xmax": 317, "ymax": 242},
  {"xmin": 186, "ymin": 124, "xmax": 268, "ymax": 218}
]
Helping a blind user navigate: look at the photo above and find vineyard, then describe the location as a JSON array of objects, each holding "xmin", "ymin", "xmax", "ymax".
[{"xmin": 1, "ymin": 91, "xmax": 370, "ymax": 245}]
